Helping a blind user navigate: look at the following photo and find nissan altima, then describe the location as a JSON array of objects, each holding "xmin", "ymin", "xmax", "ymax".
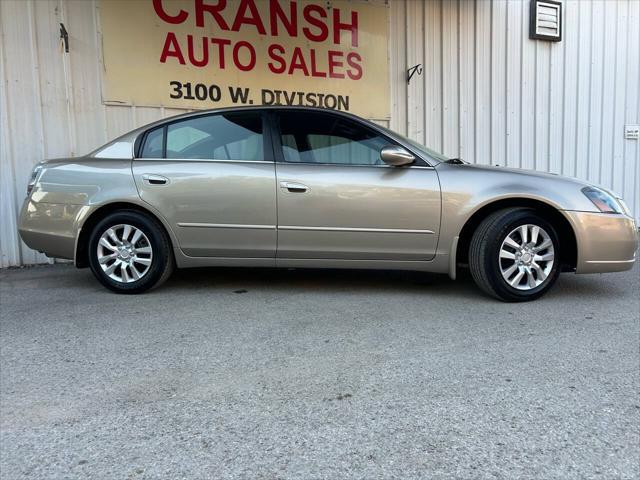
[{"xmin": 19, "ymin": 107, "xmax": 638, "ymax": 301}]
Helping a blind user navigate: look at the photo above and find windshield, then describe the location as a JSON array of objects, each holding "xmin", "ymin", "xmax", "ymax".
[{"xmin": 377, "ymin": 125, "xmax": 449, "ymax": 163}]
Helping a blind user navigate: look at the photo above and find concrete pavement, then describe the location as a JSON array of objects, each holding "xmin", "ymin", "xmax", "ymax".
[{"xmin": 1, "ymin": 264, "xmax": 638, "ymax": 479}]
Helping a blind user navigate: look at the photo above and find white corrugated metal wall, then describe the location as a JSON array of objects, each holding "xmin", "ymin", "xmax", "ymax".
[
  {"xmin": 1, "ymin": 0, "xmax": 639, "ymax": 267},
  {"xmin": 389, "ymin": 0, "xmax": 639, "ymax": 217},
  {"xmin": 0, "ymin": 0, "xmax": 191, "ymax": 267}
]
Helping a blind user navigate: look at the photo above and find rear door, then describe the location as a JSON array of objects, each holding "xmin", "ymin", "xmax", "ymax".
[
  {"xmin": 132, "ymin": 111, "xmax": 277, "ymax": 258},
  {"xmin": 271, "ymin": 110, "xmax": 441, "ymax": 261}
]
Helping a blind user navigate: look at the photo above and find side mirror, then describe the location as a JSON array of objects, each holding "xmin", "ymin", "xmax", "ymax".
[{"xmin": 380, "ymin": 145, "xmax": 415, "ymax": 167}]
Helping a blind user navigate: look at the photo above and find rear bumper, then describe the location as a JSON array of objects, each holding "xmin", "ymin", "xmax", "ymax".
[
  {"xmin": 563, "ymin": 210, "xmax": 638, "ymax": 273},
  {"xmin": 18, "ymin": 199, "xmax": 88, "ymax": 261}
]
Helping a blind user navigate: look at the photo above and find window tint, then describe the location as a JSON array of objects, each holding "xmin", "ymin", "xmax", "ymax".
[
  {"xmin": 140, "ymin": 127, "xmax": 164, "ymax": 158},
  {"xmin": 377, "ymin": 124, "xmax": 448, "ymax": 162},
  {"xmin": 165, "ymin": 113, "xmax": 264, "ymax": 160},
  {"xmin": 280, "ymin": 134, "xmax": 301, "ymax": 163},
  {"xmin": 277, "ymin": 112, "xmax": 391, "ymax": 166}
]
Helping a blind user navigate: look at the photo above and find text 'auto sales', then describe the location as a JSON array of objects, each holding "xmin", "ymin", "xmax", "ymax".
[{"xmin": 153, "ymin": 0, "xmax": 363, "ymax": 80}]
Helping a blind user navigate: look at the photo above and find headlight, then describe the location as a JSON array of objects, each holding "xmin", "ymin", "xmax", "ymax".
[
  {"xmin": 581, "ymin": 186, "xmax": 621, "ymax": 214},
  {"xmin": 617, "ymin": 197, "xmax": 632, "ymax": 217},
  {"xmin": 26, "ymin": 164, "xmax": 43, "ymax": 196}
]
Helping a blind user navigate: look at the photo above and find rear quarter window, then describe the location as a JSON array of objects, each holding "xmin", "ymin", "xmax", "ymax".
[{"xmin": 140, "ymin": 127, "xmax": 164, "ymax": 158}]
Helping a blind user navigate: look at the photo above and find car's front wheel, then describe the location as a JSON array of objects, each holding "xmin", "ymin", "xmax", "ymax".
[
  {"xmin": 88, "ymin": 210, "xmax": 174, "ymax": 294},
  {"xmin": 469, "ymin": 208, "xmax": 561, "ymax": 302}
]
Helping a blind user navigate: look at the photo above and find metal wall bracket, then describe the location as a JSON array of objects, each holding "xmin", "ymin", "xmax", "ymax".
[
  {"xmin": 407, "ymin": 64, "xmax": 423, "ymax": 84},
  {"xmin": 59, "ymin": 23, "xmax": 69, "ymax": 53}
]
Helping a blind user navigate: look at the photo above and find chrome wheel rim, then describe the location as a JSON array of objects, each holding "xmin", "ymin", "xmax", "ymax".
[
  {"xmin": 499, "ymin": 224, "xmax": 555, "ymax": 291},
  {"xmin": 97, "ymin": 224, "xmax": 153, "ymax": 283}
]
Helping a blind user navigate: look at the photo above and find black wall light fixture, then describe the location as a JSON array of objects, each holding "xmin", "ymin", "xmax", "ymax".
[{"xmin": 529, "ymin": 0, "xmax": 562, "ymax": 42}]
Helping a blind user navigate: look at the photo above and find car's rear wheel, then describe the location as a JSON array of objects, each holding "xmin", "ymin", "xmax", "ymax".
[
  {"xmin": 469, "ymin": 208, "xmax": 561, "ymax": 302},
  {"xmin": 88, "ymin": 210, "xmax": 174, "ymax": 294}
]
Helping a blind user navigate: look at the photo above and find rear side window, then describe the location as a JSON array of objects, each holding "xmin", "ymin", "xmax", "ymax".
[
  {"xmin": 167, "ymin": 113, "xmax": 264, "ymax": 160},
  {"xmin": 140, "ymin": 127, "xmax": 164, "ymax": 158},
  {"xmin": 138, "ymin": 112, "xmax": 265, "ymax": 161},
  {"xmin": 276, "ymin": 111, "xmax": 391, "ymax": 166}
]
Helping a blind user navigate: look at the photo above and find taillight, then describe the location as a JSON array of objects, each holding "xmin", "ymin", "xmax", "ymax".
[{"xmin": 26, "ymin": 165, "xmax": 43, "ymax": 196}]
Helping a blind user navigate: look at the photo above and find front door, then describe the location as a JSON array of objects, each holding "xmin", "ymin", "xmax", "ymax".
[
  {"xmin": 272, "ymin": 110, "xmax": 441, "ymax": 261},
  {"xmin": 132, "ymin": 111, "xmax": 277, "ymax": 258}
]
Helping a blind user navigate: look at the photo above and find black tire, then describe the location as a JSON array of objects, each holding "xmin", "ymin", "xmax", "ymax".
[
  {"xmin": 88, "ymin": 210, "xmax": 174, "ymax": 294},
  {"xmin": 469, "ymin": 208, "xmax": 561, "ymax": 302}
]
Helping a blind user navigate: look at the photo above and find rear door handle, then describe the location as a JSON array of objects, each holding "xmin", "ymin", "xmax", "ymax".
[
  {"xmin": 142, "ymin": 174, "xmax": 169, "ymax": 185},
  {"xmin": 279, "ymin": 181, "xmax": 308, "ymax": 193}
]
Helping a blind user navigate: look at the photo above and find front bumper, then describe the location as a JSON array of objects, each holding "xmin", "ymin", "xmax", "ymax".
[
  {"xmin": 18, "ymin": 199, "xmax": 88, "ymax": 261},
  {"xmin": 563, "ymin": 210, "xmax": 638, "ymax": 273}
]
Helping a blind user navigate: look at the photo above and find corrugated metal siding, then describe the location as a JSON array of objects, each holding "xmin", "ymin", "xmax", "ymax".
[
  {"xmin": 0, "ymin": 0, "xmax": 191, "ymax": 267},
  {"xmin": 1, "ymin": 0, "xmax": 639, "ymax": 266},
  {"xmin": 390, "ymin": 0, "xmax": 640, "ymax": 218}
]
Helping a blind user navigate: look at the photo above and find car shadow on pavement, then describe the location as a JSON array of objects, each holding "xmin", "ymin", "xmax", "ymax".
[
  {"xmin": 168, "ymin": 266, "xmax": 470, "ymax": 296},
  {"xmin": 161, "ymin": 266, "xmax": 628, "ymax": 302},
  {"xmin": 3, "ymin": 263, "xmax": 630, "ymax": 303}
]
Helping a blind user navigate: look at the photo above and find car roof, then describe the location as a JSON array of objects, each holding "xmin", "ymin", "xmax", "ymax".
[
  {"xmin": 90, "ymin": 106, "xmax": 441, "ymax": 166},
  {"xmin": 145, "ymin": 105, "xmax": 376, "ymax": 127}
]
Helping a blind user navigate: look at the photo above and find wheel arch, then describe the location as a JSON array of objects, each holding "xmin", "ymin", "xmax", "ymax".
[
  {"xmin": 455, "ymin": 198, "xmax": 578, "ymax": 274},
  {"xmin": 75, "ymin": 202, "xmax": 175, "ymax": 268}
]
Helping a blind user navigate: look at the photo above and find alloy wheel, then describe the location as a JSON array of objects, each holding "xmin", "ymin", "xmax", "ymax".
[
  {"xmin": 97, "ymin": 224, "xmax": 153, "ymax": 283},
  {"xmin": 498, "ymin": 224, "xmax": 555, "ymax": 291}
]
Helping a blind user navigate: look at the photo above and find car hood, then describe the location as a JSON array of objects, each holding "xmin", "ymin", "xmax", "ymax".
[
  {"xmin": 434, "ymin": 162, "xmax": 619, "ymax": 213},
  {"xmin": 41, "ymin": 157, "xmax": 78, "ymax": 167},
  {"xmin": 438, "ymin": 162, "xmax": 619, "ymax": 193}
]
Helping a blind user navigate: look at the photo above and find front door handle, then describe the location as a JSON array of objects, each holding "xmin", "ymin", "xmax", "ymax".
[
  {"xmin": 280, "ymin": 181, "xmax": 308, "ymax": 193},
  {"xmin": 142, "ymin": 174, "xmax": 169, "ymax": 185}
]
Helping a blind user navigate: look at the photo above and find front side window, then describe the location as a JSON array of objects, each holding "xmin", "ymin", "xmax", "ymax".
[
  {"xmin": 276, "ymin": 112, "xmax": 393, "ymax": 166},
  {"xmin": 141, "ymin": 112, "xmax": 265, "ymax": 161}
]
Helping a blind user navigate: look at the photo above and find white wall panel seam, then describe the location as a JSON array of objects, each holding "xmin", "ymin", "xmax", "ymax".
[
  {"xmin": 26, "ymin": 0, "xmax": 51, "ymax": 265},
  {"xmin": 28, "ymin": 0, "xmax": 46, "ymax": 164},
  {"xmin": 93, "ymin": 0, "xmax": 109, "ymax": 146},
  {"xmin": 637, "ymin": 8, "xmax": 640, "ymax": 219},
  {"xmin": 439, "ymin": 0, "xmax": 444, "ymax": 153},
  {"xmin": 0, "ymin": 6, "xmax": 20, "ymax": 267},
  {"xmin": 573, "ymin": 1, "xmax": 581, "ymax": 178},
  {"xmin": 60, "ymin": 0, "xmax": 77, "ymax": 158},
  {"xmin": 586, "ymin": 0, "xmax": 594, "ymax": 180},
  {"xmin": 628, "ymin": 0, "xmax": 640, "ymax": 214},
  {"xmin": 609, "ymin": 0, "xmax": 619, "ymax": 188},
  {"xmin": 560, "ymin": 8, "xmax": 566, "ymax": 176},
  {"xmin": 597, "ymin": 1, "xmax": 607, "ymax": 185}
]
